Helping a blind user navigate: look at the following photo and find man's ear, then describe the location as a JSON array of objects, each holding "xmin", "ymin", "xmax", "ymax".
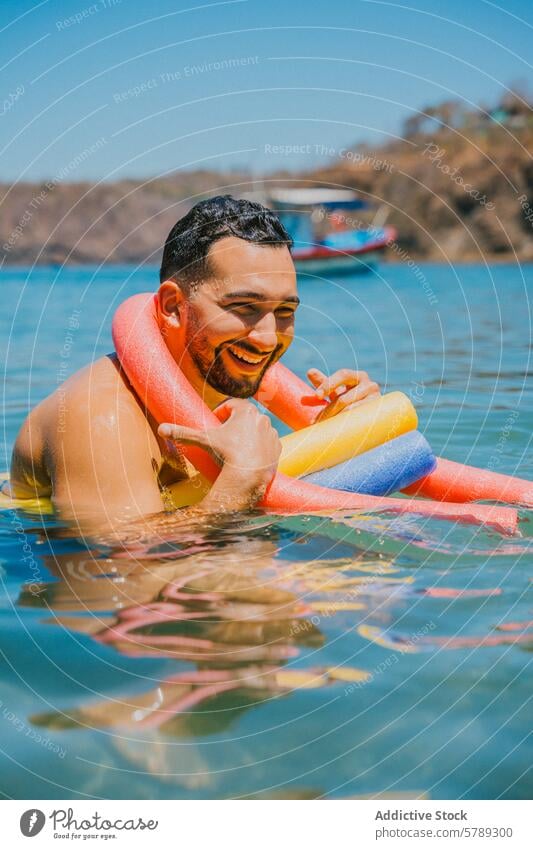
[{"xmin": 158, "ymin": 280, "xmax": 185, "ymax": 329}]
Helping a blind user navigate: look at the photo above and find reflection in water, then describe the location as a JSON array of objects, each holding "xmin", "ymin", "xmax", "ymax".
[
  {"xmin": 19, "ymin": 518, "xmax": 388, "ymax": 761},
  {"xmin": 13, "ymin": 509, "xmax": 532, "ymax": 795}
]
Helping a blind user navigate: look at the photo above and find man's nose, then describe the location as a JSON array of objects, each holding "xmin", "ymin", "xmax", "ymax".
[{"xmin": 247, "ymin": 312, "xmax": 278, "ymax": 351}]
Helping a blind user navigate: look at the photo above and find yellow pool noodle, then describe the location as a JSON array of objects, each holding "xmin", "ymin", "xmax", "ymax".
[
  {"xmin": 277, "ymin": 391, "xmax": 418, "ymax": 478},
  {"xmin": 1, "ymin": 470, "xmax": 208, "ymax": 514},
  {"xmin": 166, "ymin": 473, "xmax": 211, "ymax": 508},
  {"xmin": 0, "ymin": 475, "xmax": 54, "ymax": 515}
]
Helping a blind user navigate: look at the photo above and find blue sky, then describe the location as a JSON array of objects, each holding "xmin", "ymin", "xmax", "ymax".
[{"xmin": 1, "ymin": 0, "xmax": 531, "ymax": 182}]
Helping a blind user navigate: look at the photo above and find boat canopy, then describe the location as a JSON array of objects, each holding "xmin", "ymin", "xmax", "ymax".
[{"xmin": 268, "ymin": 188, "xmax": 369, "ymax": 210}]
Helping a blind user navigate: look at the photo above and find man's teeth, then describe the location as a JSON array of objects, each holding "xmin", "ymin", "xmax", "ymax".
[{"xmin": 228, "ymin": 345, "xmax": 265, "ymax": 365}]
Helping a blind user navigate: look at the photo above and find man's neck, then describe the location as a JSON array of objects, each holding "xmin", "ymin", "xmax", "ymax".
[{"xmin": 179, "ymin": 351, "xmax": 228, "ymax": 410}]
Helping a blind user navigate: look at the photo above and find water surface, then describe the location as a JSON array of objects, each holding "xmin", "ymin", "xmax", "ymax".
[{"xmin": 1, "ymin": 262, "xmax": 532, "ymax": 799}]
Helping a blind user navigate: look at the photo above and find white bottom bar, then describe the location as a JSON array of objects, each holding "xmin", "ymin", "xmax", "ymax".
[{"xmin": 3, "ymin": 799, "xmax": 530, "ymax": 848}]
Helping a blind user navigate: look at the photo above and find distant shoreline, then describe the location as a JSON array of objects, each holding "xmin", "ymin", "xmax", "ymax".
[
  {"xmin": 2, "ymin": 97, "xmax": 532, "ymax": 267},
  {"xmin": 2, "ymin": 258, "xmax": 532, "ymax": 269}
]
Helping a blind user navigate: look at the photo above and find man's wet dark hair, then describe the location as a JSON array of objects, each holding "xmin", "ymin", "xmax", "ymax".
[{"xmin": 159, "ymin": 194, "xmax": 293, "ymax": 288}]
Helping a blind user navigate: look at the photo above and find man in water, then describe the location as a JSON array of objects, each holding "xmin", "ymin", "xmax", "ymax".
[{"xmin": 9, "ymin": 196, "xmax": 380, "ymax": 524}]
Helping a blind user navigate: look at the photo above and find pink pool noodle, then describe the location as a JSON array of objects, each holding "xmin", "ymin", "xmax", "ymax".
[{"xmin": 403, "ymin": 457, "xmax": 533, "ymax": 507}]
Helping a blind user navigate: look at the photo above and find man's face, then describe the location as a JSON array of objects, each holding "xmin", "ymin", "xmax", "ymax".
[{"xmin": 162, "ymin": 236, "xmax": 299, "ymax": 401}]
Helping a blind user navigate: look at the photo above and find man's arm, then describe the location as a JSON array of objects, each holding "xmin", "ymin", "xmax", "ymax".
[
  {"xmin": 158, "ymin": 398, "xmax": 282, "ymax": 513},
  {"xmin": 45, "ymin": 387, "xmax": 165, "ymax": 528},
  {"xmin": 11, "ymin": 382, "xmax": 280, "ymax": 534}
]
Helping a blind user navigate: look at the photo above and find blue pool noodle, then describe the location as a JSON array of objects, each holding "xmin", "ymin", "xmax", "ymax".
[{"xmin": 303, "ymin": 431, "xmax": 437, "ymax": 496}]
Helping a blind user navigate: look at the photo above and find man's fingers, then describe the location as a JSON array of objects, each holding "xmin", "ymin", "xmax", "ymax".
[
  {"xmin": 158, "ymin": 423, "xmax": 214, "ymax": 449},
  {"xmin": 306, "ymin": 368, "xmax": 327, "ymax": 389},
  {"xmin": 336, "ymin": 382, "xmax": 380, "ymax": 406},
  {"xmin": 213, "ymin": 397, "xmax": 254, "ymax": 423},
  {"xmin": 314, "ymin": 383, "xmax": 380, "ymax": 421},
  {"xmin": 213, "ymin": 401, "xmax": 233, "ymax": 424},
  {"xmin": 306, "ymin": 368, "xmax": 369, "ymax": 399},
  {"xmin": 315, "ymin": 402, "xmax": 340, "ymax": 422},
  {"xmin": 315, "ymin": 369, "xmax": 369, "ymax": 398}
]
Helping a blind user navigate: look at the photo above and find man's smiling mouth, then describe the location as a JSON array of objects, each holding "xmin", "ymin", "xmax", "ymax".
[{"xmin": 226, "ymin": 343, "xmax": 270, "ymax": 367}]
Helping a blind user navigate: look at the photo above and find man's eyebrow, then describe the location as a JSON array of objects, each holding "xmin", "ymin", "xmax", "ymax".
[{"xmin": 220, "ymin": 291, "xmax": 300, "ymax": 305}]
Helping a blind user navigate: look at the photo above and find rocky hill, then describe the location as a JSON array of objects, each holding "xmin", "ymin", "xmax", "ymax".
[
  {"xmin": 2, "ymin": 94, "xmax": 532, "ymax": 266},
  {"xmin": 303, "ymin": 93, "xmax": 533, "ymax": 262}
]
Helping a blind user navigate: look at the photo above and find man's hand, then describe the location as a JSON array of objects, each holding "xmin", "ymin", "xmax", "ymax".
[
  {"xmin": 305, "ymin": 367, "xmax": 381, "ymax": 422},
  {"xmin": 158, "ymin": 398, "xmax": 281, "ymax": 511}
]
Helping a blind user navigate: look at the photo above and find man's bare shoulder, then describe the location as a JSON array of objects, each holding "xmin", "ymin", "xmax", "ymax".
[
  {"xmin": 26, "ymin": 354, "xmax": 142, "ymax": 435},
  {"xmin": 61, "ymin": 353, "xmax": 135, "ymax": 404},
  {"xmin": 48, "ymin": 353, "xmax": 158, "ymax": 444},
  {"xmin": 11, "ymin": 355, "xmax": 158, "ymax": 497}
]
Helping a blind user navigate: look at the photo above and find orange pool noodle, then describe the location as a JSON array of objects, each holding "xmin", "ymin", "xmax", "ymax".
[{"xmin": 111, "ymin": 294, "xmax": 518, "ymax": 534}]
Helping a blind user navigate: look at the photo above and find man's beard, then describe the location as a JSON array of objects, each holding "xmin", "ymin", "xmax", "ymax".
[{"xmin": 185, "ymin": 324, "xmax": 282, "ymax": 399}]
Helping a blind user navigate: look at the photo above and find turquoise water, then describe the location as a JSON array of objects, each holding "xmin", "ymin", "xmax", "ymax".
[{"xmin": 1, "ymin": 263, "xmax": 531, "ymax": 800}]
